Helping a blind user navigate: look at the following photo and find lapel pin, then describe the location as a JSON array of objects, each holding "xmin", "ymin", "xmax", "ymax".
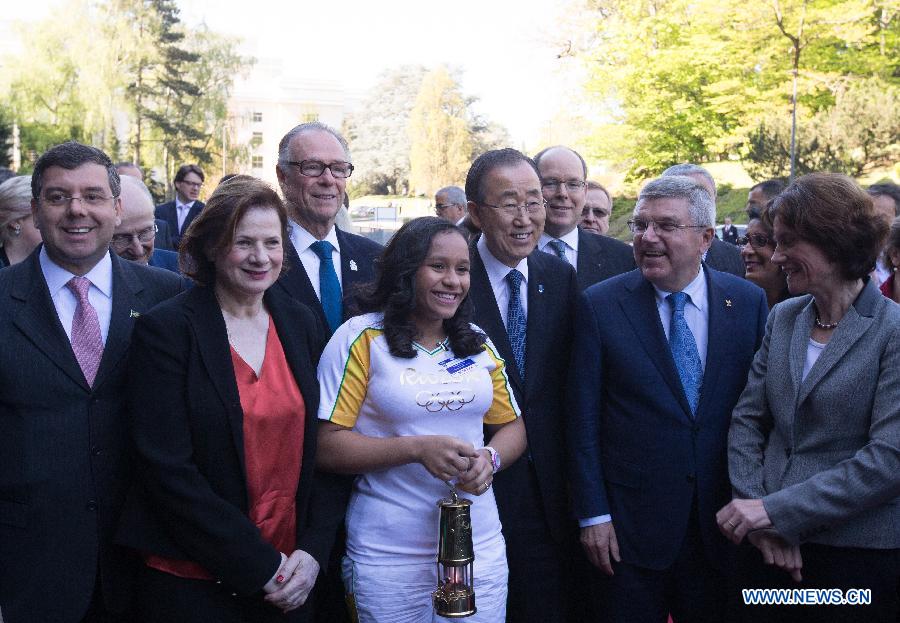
[
  {"xmin": 349, "ymin": 260, "xmax": 358, "ymax": 272},
  {"xmin": 537, "ymin": 284, "xmax": 544, "ymax": 294},
  {"xmin": 130, "ymin": 309, "xmax": 141, "ymax": 318},
  {"xmin": 725, "ymin": 299, "xmax": 732, "ymax": 307}
]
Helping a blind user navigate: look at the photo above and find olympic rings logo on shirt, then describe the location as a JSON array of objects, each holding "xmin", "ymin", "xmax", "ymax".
[{"xmin": 415, "ymin": 389, "xmax": 476, "ymax": 412}]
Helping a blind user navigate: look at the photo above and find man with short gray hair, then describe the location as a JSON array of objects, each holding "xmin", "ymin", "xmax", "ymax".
[
  {"xmin": 112, "ymin": 176, "xmax": 179, "ymax": 272},
  {"xmin": 661, "ymin": 163, "xmax": 745, "ymax": 276},
  {"xmin": 567, "ymin": 174, "xmax": 767, "ymax": 621},
  {"xmin": 433, "ymin": 185, "xmax": 467, "ymax": 224}
]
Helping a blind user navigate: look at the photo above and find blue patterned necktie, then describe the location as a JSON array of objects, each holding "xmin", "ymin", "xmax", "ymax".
[
  {"xmin": 505, "ymin": 269, "xmax": 527, "ymax": 377},
  {"xmin": 310, "ymin": 240, "xmax": 342, "ymax": 334},
  {"xmin": 666, "ymin": 291, "xmax": 703, "ymax": 415},
  {"xmin": 547, "ymin": 239, "xmax": 569, "ymax": 263}
]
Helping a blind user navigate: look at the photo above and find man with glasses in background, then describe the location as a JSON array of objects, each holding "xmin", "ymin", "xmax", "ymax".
[
  {"xmin": 274, "ymin": 122, "xmax": 381, "ymax": 623},
  {"xmin": 534, "ymin": 146, "xmax": 634, "ymax": 291},
  {"xmin": 154, "ymin": 163, "xmax": 205, "ymax": 247},
  {"xmin": 567, "ymin": 175, "xmax": 767, "ymax": 622},
  {"xmin": 466, "ymin": 148, "xmax": 579, "ymax": 623},
  {"xmin": 433, "ymin": 185, "xmax": 467, "ymax": 225},
  {"xmin": 0, "ymin": 142, "xmax": 183, "ymax": 621},
  {"xmin": 581, "ymin": 181, "xmax": 614, "ymax": 236},
  {"xmin": 111, "ymin": 176, "xmax": 179, "ymax": 272}
]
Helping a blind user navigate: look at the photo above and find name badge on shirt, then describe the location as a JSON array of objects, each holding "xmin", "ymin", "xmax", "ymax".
[{"xmin": 438, "ymin": 356, "xmax": 476, "ymax": 375}]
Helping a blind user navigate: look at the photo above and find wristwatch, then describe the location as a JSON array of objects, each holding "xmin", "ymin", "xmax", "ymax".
[{"xmin": 482, "ymin": 446, "xmax": 501, "ymax": 474}]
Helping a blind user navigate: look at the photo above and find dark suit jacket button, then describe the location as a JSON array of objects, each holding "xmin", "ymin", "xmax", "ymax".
[
  {"xmin": 86, "ymin": 500, "xmax": 98, "ymax": 511},
  {"xmin": 91, "ymin": 446, "xmax": 102, "ymax": 456},
  {"xmin": 686, "ymin": 474, "xmax": 696, "ymax": 483}
]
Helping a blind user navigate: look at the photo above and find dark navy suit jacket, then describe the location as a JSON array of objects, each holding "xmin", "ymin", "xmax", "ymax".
[
  {"xmin": 154, "ymin": 200, "xmax": 205, "ymax": 247},
  {"xmin": 567, "ymin": 265, "xmax": 767, "ymax": 570},
  {"xmin": 0, "ymin": 250, "xmax": 183, "ymax": 622},
  {"xmin": 148, "ymin": 248, "xmax": 179, "ymax": 273},
  {"xmin": 469, "ymin": 246, "xmax": 578, "ymax": 545},
  {"xmin": 275, "ymin": 227, "xmax": 382, "ymax": 335},
  {"xmin": 575, "ymin": 227, "xmax": 636, "ymax": 291}
]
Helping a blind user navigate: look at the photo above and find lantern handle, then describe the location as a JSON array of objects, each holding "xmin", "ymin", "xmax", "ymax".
[{"xmin": 443, "ymin": 480, "xmax": 459, "ymax": 503}]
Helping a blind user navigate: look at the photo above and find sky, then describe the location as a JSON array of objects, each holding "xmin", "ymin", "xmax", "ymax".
[{"xmin": 6, "ymin": 0, "xmax": 590, "ymax": 148}]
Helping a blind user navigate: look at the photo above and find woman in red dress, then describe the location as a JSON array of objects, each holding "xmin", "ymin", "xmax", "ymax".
[{"xmin": 117, "ymin": 176, "xmax": 340, "ymax": 621}]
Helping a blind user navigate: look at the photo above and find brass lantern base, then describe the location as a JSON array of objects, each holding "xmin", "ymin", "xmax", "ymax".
[{"xmin": 432, "ymin": 582, "xmax": 476, "ymax": 618}]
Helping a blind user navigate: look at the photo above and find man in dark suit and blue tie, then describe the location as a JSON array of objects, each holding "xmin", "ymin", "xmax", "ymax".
[
  {"xmin": 274, "ymin": 122, "xmax": 381, "ymax": 334},
  {"xmin": 154, "ymin": 163, "xmax": 205, "ymax": 248},
  {"xmin": 533, "ymin": 146, "xmax": 635, "ymax": 291},
  {"xmin": 0, "ymin": 142, "xmax": 183, "ymax": 622},
  {"xmin": 465, "ymin": 148, "xmax": 579, "ymax": 623},
  {"xmin": 274, "ymin": 122, "xmax": 381, "ymax": 623},
  {"xmin": 567, "ymin": 175, "xmax": 768, "ymax": 622}
]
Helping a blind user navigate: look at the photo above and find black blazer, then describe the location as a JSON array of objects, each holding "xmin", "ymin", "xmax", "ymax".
[
  {"xmin": 575, "ymin": 227, "xmax": 636, "ymax": 291},
  {"xmin": 469, "ymin": 246, "xmax": 578, "ymax": 545},
  {"xmin": 154, "ymin": 218, "xmax": 175, "ymax": 251},
  {"xmin": 116, "ymin": 285, "xmax": 342, "ymax": 597},
  {"xmin": 276, "ymin": 227, "xmax": 382, "ymax": 335},
  {"xmin": 154, "ymin": 199, "xmax": 205, "ymax": 246},
  {"xmin": 0, "ymin": 249, "xmax": 184, "ymax": 622},
  {"xmin": 705, "ymin": 237, "xmax": 745, "ymax": 277}
]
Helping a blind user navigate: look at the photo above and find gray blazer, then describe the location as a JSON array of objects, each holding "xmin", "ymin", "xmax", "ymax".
[{"xmin": 728, "ymin": 280, "xmax": 900, "ymax": 548}]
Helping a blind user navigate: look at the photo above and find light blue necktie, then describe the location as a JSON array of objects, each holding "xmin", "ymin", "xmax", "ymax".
[
  {"xmin": 667, "ymin": 292, "xmax": 703, "ymax": 415},
  {"xmin": 547, "ymin": 239, "xmax": 569, "ymax": 263},
  {"xmin": 505, "ymin": 269, "xmax": 527, "ymax": 377},
  {"xmin": 310, "ymin": 240, "xmax": 342, "ymax": 334}
]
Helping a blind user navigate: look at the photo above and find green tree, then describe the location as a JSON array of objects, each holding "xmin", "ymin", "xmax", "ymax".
[
  {"xmin": 344, "ymin": 65, "xmax": 427, "ymax": 196},
  {"xmin": 407, "ymin": 66, "xmax": 474, "ymax": 196}
]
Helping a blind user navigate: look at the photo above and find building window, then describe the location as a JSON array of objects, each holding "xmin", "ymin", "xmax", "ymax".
[
  {"xmin": 302, "ymin": 112, "xmax": 319, "ymax": 122},
  {"xmin": 252, "ymin": 156, "xmax": 263, "ymax": 168},
  {"xmin": 252, "ymin": 111, "xmax": 263, "ymax": 123},
  {"xmin": 251, "ymin": 131, "xmax": 263, "ymax": 144}
]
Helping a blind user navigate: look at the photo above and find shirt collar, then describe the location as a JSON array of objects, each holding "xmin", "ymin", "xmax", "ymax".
[
  {"xmin": 477, "ymin": 234, "xmax": 529, "ymax": 292},
  {"xmin": 39, "ymin": 245, "xmax": 114, "ymax": 299},
  {"xmin": 289, "ymin": 219, "xmax": 340, "ymax": 254},
  {"xmin": 175, "ymin": 197, "xmax": 195, "ymax": 211},
  {"xmin": 538, "ymin": 227, "xmax": 579, "ymax": 253},
  {"xmin": 652, "ymin": 265, "xmax": 707, "ymax": 312}
]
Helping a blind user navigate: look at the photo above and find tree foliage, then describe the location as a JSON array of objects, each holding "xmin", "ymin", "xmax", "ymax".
[
  {"xmin": 577, "ymin": 0, "xmax": 898, "ymax": 179},
  {"xmin": 1, "ymin": 0, "xmax": 249, "ymax": 188}
]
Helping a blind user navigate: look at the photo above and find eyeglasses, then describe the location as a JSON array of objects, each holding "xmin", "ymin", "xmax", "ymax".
[
  {"xmin": 110, "ymin": 223, "xmax": 157, "ymax": 248},
  {"xmin": 627, "ymin": 219, "xmax": 708, "ymax": 235},
  {"xmin": 42, "ymin": 193, "xmax": 118, "ymax": 208},
  {"xmin": 284, "ymin": 160, "xmax": 354, "ymax": 179},
  {"xmin": 541, "ymin": 179, "xmax": 586, "ymax": 192},
  {"xmin": 178, "ymin": 180, "xmax": 203, "ymax": 189},
  {"xmin": 736, "ymin": 233, "xmax": 772, "ymax": 249},
  {"xmin": 434, "ymin": 203, "xmax": 458, "ymax": 213},
  {"xmin": 479, "ymin": 200, "xmax": 546, "ymax": 216}
]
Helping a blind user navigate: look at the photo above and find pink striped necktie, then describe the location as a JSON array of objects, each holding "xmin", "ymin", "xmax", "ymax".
[{"xmin": 67, "ymin": 276, "xmax": 104, "ymax": 387}]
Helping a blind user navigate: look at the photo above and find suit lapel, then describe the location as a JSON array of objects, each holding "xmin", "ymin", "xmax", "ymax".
[
  {"xmin": 620, "ymin": 273, "xmax": 693, "ymax": 420},
  {"xmin": 797, "ymin": 284, "xmax": 878, "ymax": 404},
  {"xmin": 789, "ymin": 299, "xmax": 815, "ymax": 402},
  {"xmin": 470, "ymin": 248, "xmax": 524, "ymax": 395},
  {"xmin": 278, "ymin": 240, "xmax": 325, "ymax": 318},
  {"xmin": 524, "ymin": 254, "xmax": 549, "ymax": 394},
  {"xmin": 92, "ymin": 256, "xmax": 141, "ymax": 390},
  {"xmin": 695, "ymin": 268, "xmax": 732, "ymax": 420},
  {"xmin": 188, "ymin": 287, "xmax": 247, "ymax": 471},
  {"xmin": 11, "ymin": 253, "xmax": 89, "ymax": 391},
  {"xmin": 575, "ymin": 229, "xmax": 600, "ymax": 288}
]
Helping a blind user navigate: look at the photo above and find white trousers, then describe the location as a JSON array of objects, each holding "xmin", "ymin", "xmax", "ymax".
[{"xmin": 342, "ymin": 553, "xmax": 508, "ymax": 623}]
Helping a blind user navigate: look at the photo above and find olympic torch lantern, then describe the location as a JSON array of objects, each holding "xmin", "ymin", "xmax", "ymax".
[{"xmin": 432, "ymin": 487, "xmax": 476, "ymax": 617}]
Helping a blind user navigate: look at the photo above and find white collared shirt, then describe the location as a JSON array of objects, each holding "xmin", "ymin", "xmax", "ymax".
[
  {"xmin": 289, "ymin": 220, "xmax": 343, "ymax": 301},
  {"xmin": 652, "ymin": 267, "xmax": 709, "ymax": 373},
  {"xmin": 538, "ymin": 227, "xmax": 579, "ymax": 269},
  {"xmin": 476, "ymin": 235, "xmax": 528, "ymax": 327},
  {"xmin": 39, "ymin": 246, "xmax": 114, "ymax": 345},
  {"xmin": 175, "ymin": 198, "xmax": 196, "ymax": 232}
]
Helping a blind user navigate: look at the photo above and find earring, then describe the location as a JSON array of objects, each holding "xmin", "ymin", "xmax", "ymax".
[{"xmin": 11, "ymin": 225, "xmax": 21, "ymax": 237}]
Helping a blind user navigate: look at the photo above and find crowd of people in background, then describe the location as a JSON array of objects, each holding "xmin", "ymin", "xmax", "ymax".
[{"xmin": 0, "ymin": 122, "xmax": 897, "ymax": 623}]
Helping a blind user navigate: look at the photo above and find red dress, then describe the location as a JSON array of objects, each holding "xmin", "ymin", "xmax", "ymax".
[{"xmin": 146, "ymin": 320, "xmax": 306, "ymax": 580}]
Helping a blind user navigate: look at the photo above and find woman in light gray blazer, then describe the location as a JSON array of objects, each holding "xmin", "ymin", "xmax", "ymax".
[{"xmin": 718, "ymin": 173, "xmax": 899, "ymax": 623}]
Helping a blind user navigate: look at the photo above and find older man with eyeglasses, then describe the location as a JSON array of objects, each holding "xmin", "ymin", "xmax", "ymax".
[
  {"xmin": 112, "ymin": 176, "xmax": 179, "ymax": 272},
  {"xmin": 567, "ymin": 175, "xmax": 768, "ymax": 622},
  {"xmin": 534, "ymin": 145, "xmax": 634, "ymax": 291}
]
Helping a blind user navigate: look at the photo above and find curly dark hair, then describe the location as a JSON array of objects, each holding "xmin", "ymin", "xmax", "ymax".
[
  {"xmin": 358, "ymin": 216, "xmax": 485, "ymax": 359},
  {"xmin": 768, "ymin": 173, "xmax": 888, "ymax": 281},
  {"xmin": 179, "ymin": 175, "xmax": 289, "ymax": 286}
]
